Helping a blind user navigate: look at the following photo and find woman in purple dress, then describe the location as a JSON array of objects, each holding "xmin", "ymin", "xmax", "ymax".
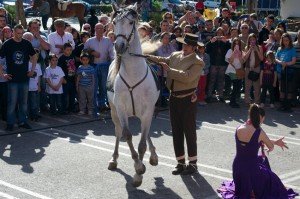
[{"xmin": 218, "ymin": 104, "xmax": 298, "ymax": 199}]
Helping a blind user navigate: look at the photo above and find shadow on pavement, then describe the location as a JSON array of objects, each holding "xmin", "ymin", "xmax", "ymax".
[
  {"xmin": 181, "ymin": 172, "xmax": 219, "ymax": 199},
  {"xmin": 0, "ymin": 132, "xmax": 55, "ymax": 173},
  {"xmin": 114, "ymin": 168, "xmax": 182, "ymax": 199}
]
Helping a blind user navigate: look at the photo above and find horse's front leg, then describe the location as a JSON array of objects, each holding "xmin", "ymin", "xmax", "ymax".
[
  {"xmin": 108, "ymin": 97, "xmax": 122, "ymax": 170},
  {"xmin": 147, "ymin": 135, "xmax": 158, "ymax": 166}
]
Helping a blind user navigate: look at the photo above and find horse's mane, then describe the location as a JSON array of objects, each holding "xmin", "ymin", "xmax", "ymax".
[{"xmin": 108, "ymin": 55, "xmax": 121, "ymax": 88}]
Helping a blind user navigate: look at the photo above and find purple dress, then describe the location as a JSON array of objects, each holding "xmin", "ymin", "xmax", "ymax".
[{"xmin": 218, "ymin": 128, "xmax": 298, "ymax": 199}]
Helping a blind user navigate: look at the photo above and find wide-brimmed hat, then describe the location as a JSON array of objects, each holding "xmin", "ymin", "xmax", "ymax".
[{"xmin": 176, "ymin": 33, "xmax": 204, "ymax": 47}]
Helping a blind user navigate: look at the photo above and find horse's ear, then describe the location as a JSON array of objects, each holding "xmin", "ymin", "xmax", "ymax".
[
  {"xmin": 132, "ymin": 2, "xmax": 138, "ymax": 11},
  {"xmin": 112, "ymin": 2, "xmax": 118, "ymax": 12}
]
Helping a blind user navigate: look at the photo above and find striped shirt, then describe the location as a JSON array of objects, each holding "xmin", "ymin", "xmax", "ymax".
[
  {"xmin": 261, "ymin": 62, "xmax": 275, "ymax": 85},
  {"xmin": 76, "ymin": 65, "xmax": 94, "ymax": 87}
]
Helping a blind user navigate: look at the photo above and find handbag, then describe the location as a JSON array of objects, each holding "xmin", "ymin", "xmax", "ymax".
[
  {"xmin": 248, "ymin": 70, "xmax": 260, "ymax": 81},
  {"xmin": 235, "ymin": 68, "xmax": 245, "ymax": 80}
]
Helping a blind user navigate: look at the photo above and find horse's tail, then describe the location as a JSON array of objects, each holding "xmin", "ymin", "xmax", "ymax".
[{"xmin": 107, "ymin": 56, "xmax": 121, "ymax": 87}]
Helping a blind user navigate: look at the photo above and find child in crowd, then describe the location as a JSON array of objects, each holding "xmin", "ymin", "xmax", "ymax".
[
  {"xmin": 76, "ymin": 53, "xmax": 94, "ymax": 115},
  {"xmin": 196, "ymin": 43, "xmax": 210, "ymax": 106},
  {"xmin": 275, "ymin": 33, "xmax": 297, "ymax": 111},
  {"xmin": 260, "ymin": 51, "xmax": 277, "ymax": 108},
  {"xmin": 28, "ymin": 49, "xmax": 42, "ymax": 121},
  {"xmin": 225, "ymin": 37, "xmax": 244, "ymax": 108},
  {"xmin": 58, "ymin": 43, "xmax": 77, "ymax": 114},
  {"xmin": 44, "ymin": 54, "xmax": 65, "ymax": 115}
]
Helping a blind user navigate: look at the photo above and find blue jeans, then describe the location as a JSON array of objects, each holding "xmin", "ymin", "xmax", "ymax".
[
  {"xmin": 96, "ymin": 63, "xmax": 109, "ymax": 108},
  {"xmin": 28, "ymin": 91, "xmax": 39, "ymax": 119},
  {"xmin": 49, "ymin": 94, "xmax": 62, "ymax": 114},
  {"xmin": 7, "ymin": 82, "xmax": 29, "ymax": 125}
]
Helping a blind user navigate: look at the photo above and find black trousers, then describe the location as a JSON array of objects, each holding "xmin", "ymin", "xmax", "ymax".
[
  {"xmin": 230, "ymin": 79, "xmax": 242, "ymax": 104},
  {"xmin": 169, "ymin": 94, "xmax": 197, "ymax": 161},
  {"xmin": 0, "ymin": 82, "xmax": 8, "ymax": 121},
  {"xmin": 260, "ymin": 84, "xmax": 275, "ymax": 104}
]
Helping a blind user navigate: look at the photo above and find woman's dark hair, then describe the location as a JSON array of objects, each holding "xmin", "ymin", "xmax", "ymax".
[
  {"xmin": 276, "ymin": 22, "xmax": 286, "ymax": 33},
  {"xmin": 249, "ymin": 104, "xmax": 265, "ymax": 129}
]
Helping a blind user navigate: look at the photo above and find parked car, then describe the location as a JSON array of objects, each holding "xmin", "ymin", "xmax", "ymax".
[
  {"xmin": 101, "ymin": 0, "xmax": 111, "ymax": 4},
  {"xmin": 24, "ymin": 6, "xmax": 38, "ymax": 17},
  {"xmin": 160, "ymin": 0, "xmax": 183, "ymax": 12},
  {"xmin": 204, "ymin": 0, "xmax": 220, "ymax": 9},
  {"xmin": 1, "ymin": 0, "xmax": 30, "ymax": 8}
]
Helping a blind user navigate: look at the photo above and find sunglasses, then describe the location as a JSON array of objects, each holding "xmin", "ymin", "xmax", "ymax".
[
  {"xmin": 241, "ymin": 27, "xmax": 248, "ymax": 29},
  {"xmin": 198, "ymin": 26, "xmax": 204, "ymax": 29},
  {"xmin": 165, "ymin": 16, "xmax": 172, "ymax": 19},
  {"xmin": 84, "ymin": 27, "xmax": 91, "ymax": 30}
]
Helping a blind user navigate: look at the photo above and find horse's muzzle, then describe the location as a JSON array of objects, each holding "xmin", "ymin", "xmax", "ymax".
[{"xmin": 115, "ymin": 40, "xmax": 127, "ymax": 55}]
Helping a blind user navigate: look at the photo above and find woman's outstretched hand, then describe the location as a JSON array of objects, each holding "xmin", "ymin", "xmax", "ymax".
[{"xmin": 274, "ymin": 137, "xmax": 289, "ymax": 150}]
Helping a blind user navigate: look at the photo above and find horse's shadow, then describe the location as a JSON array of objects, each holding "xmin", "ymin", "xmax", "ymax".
[{"xmin": 114, "ymin": 168, "xmax": 182, "ymax": 199}]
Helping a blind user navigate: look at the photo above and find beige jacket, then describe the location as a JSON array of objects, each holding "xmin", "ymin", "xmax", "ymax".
[{"xmin": 148, "ymin": 51, "xmax": 204, "ymax": 92}]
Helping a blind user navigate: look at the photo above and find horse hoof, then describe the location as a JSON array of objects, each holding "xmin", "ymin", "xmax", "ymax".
[
  {"xmin": 136, "ymin": 164, "xmax": 146, "ymax": 175},
  {"xmin": 149, "ymin": 157, "xmax": 158, "ymax": 166},
  {"xmin": 132, "ymin": 174, "xmax": 143, "ymax": 187},
  {"xmin": 108, "ymin": 161, "xmax": 117, "ymax": 170}
]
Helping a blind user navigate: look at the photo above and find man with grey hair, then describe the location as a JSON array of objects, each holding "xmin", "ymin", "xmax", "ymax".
[
  {"xmin": 84, "ymin": 22, "xmax": 115, "ymax": 111},
  {"xmin": 48, "ymin": 19, "xmax": 75, "ymax": 57},
  {"xmin": 99, "ymin": 15, "xmax": 109, "ymax": 26}
]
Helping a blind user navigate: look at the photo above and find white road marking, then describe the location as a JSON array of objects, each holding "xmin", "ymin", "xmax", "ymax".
[
  {"xmin": 280, "ymin": 169, "xmax": 300, "ymax": 179},
  {"xmin": 282, "ymin": 175, "xmax": 300, "ymax": 184},
  {"xmin": 71, "ymin": 115, "xmax": 90, "ymax": 120},
  {"xmin": 40, "ymin": 115, "xmax": 69, "ymax": 123},
  {"xmin": 159, "ymin": 113, "xmax": 300, "ymax": 142},
  {"xmin": 35, "ymin": 129, "xmax": 300, "ymax": 191},
  {"xmin": 48, "ymin": 129, "xmax": 233, "ymax": 174},
  {"xmin": 0, "ymin": 180, "xmax": 52, "ymax": 199},
  {"xmin": 157, "ymin": 115, "xmax": 300, "ymax": 145},
  {"xmin": 0, "ymin": 192, "xmax": 19, "ymax": 199}
]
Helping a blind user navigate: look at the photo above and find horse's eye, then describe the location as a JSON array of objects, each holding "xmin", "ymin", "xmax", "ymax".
[{"xmin": 129, "ymin": 21, "xmax": 134, "ymax": 25}]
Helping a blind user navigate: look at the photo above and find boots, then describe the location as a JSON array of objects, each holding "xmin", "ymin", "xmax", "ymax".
[
  {"xmin": 172, "ymin": 159, "xmax": 186, "ymax": 175},
  {"xmin": 181, "ymin": 160, "xmax": 198, "ymax": 175}
]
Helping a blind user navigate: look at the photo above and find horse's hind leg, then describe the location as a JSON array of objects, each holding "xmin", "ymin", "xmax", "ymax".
[{"xmin": 147, "ymin": 135, "xmax": 158, "ymax": 166}]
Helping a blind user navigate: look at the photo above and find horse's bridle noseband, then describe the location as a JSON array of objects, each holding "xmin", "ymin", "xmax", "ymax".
[{"xmin": 113, "ymin": 9, "xmax": 137, "ymax": 48}]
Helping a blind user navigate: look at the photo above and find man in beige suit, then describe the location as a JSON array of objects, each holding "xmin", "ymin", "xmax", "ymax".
[{"xmin": 148, "ymin": 33, "xmax": 204, "ymax": 175}]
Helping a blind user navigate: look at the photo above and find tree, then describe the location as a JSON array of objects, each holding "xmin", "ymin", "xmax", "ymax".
[
  {"xmin": 247, "ymin": 0, "xmax": 257, "ymax": 14},
  {"xmin": 15, "ymin": 0, "xmax": 27, "ymax": 28}
]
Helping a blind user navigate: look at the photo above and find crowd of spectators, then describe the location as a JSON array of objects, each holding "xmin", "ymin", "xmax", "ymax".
[{"xmin": 0, "ymin": 4, "xmax": 299, "ymax": 131}]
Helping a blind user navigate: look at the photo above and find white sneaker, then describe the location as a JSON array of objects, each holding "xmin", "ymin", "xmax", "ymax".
[
  {"xmin": 78, "ymin": 111, "xmax": 85, "ymax": 115},
  {"xmin": 260, "ymin": 103, "xmax": 264, "ymax": 108},
  {"xmin": 270, "ymin": 104, "xmax": 275, "ymax": 108}
]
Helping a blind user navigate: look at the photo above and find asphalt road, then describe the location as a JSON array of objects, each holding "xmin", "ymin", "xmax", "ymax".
[
  {"xmin": 1, "ymin": 16, "xmax": 298, "ymax": 199},
  {"xmin": 0, "ymin": 101, "xmax": 299, "ymax": 199}
]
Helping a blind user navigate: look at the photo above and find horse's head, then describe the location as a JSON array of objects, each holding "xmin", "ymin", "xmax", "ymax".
[
  {"xmin": 32, "ymin": 0, "xmax": 42, "ymax": 10},
  {"xmin": 112, "ymin": 3, "xmax": 139, "ymax": 55}
]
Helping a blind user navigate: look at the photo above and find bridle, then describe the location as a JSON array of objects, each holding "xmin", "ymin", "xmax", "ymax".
[{"xmin": 113, "ymin": 9, "xmax": 137, "ymax": 50}]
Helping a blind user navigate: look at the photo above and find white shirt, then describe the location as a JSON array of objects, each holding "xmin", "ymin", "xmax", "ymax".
[
  {"xmin": 225, "ymin": 49, "xmax": 242, "ymax": 74},
  {"xmin": 48, "ymin": 32, "xmax": 75, "ymax": 57},
  {"xmin": 84, "ymin": 36, "xmax": 115, "ymax": 64},
  {"xmin": 28, "ymin": 62, "xmax": 42, "ymax": 91},
  {"xmin": 44, "ymin": 66, "xmax": 64, "ymax": 94}
]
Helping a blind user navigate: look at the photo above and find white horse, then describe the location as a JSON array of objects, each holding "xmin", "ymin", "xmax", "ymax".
[{"xmin": 107, "ymin": 3, "xmax": 160, "ymax": 187}]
